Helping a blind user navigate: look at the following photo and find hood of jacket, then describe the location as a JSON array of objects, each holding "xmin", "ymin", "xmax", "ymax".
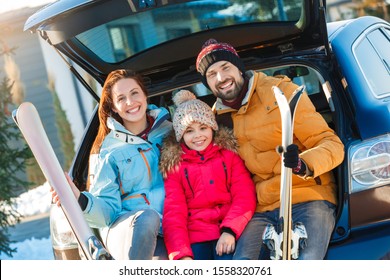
[{"xmin": 159, "ymin": 126, "xmax": 238, "ymax": 178}]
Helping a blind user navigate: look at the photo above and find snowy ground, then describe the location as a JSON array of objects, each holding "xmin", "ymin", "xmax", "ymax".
[{"xmin": 0, "ymin": 182, "xmax": 54, "ymax": 260}]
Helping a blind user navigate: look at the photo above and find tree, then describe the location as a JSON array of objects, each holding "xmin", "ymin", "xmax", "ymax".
[
  {"xmin": 1, "ymin": 41, "xmax": 45, "ymax": 186},
  {"xmin": 48, "ymin": 74, "xmax": 75, "ymax": 170},
  {"xmin": 0, "ymin": 74, "xmax": 32, "ymax": 257}
]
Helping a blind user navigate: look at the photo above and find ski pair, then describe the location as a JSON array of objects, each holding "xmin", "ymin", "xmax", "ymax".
[
  {"xmin": 13, "ymin": 102, "xmax": 113, "ymax": 260},
  {"xmin": 262, "ymin": 85, "xmax": 308, "ymax": 260}
]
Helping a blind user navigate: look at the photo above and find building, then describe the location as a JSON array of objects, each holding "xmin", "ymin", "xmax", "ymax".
[{"xmin": 0, "ymin": 6, "xmax": 96, "ymax": 173}]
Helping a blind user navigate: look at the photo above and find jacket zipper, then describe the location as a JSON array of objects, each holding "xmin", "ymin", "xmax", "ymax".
[
  {"xmin": 138, "ymin": 147, "xmax": 152, "ymax": 181},
  {"xmin": 222, "ymin": 161, "xmax": 230, "ymax": 191},
  {"xmin": 184, "ymin": 168, "xmax": 194, "ymax": 197}
]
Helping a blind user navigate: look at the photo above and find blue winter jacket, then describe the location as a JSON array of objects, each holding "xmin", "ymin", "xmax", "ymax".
[{"xmin": 82, "ymin": 105, "xmax": 172, "ymax": 228}]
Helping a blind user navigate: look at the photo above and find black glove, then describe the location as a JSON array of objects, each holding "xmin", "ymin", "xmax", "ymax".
[
  {"xmin": 283, "ymin": 144, "xmax": 307, "ymax": 175},
  {"xmin": 284, "ymin": 144, "xmax": 299, "ymax": 168}
]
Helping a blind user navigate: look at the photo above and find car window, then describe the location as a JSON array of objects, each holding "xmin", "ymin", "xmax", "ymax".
[
  {"xmin": 354, "ymin": 27, "xmax": 390, "ymax": 99},
  {"xmin": 75, "ymin": 0, "xmax": 303, "ymax": 63},
  {"xmin": 169, "ymin": 64, "xmax": 330, "ymax": 115},
  {"xmin": 262, "ymin": 66, "xmax": 321, "ymax": 96}
]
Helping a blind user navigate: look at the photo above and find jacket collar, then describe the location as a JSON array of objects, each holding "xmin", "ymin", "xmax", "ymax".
[
  {"xmin": 159, "ymin": 126, "xmax": 238, "ymax": 178},
  {"xmin": 213, "ymin": 70, "xmax": 257, "ymax": 113},
  {"xmin": 107, "ymin": 104, "xmax": 170, "ymax": 144}
]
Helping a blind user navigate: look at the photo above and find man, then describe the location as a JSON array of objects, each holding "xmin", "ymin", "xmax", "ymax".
[{"xmin": 195, "ymin": 39, "xmax": 345, "ymax": 260}]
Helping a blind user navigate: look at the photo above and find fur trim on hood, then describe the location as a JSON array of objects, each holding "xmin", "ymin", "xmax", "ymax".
[{"xmin": 159, "ymin": 126, "xmax": 238, "ymax": 178}]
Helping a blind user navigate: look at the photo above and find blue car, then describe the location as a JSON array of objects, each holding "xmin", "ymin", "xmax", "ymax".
[{"xmin": 23, "ymin": 0, "xmax": 390, "ymax": 259}]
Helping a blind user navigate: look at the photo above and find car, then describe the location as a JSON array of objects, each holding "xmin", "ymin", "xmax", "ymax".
[{"xmin": 23, "ymin": 0, "xmax": 390, "ymax": 260}]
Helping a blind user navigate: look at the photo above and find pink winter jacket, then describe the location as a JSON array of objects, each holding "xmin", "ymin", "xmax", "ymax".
[{"xmin": 159, "ymin": 127, "xmax": 256, "ymax": 260}]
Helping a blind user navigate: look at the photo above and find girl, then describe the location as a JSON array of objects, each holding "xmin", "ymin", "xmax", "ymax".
[
  {"xmin": 159, "ymin": 90, "xmax": 256, "ymax": 260},
  {"xmin": 51, "ymin": 69, "xmax": 172, "ymax": 259}
]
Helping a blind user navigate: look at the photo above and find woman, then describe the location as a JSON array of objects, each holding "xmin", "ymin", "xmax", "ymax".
[{"xmin": 51, "ymin": 69, "xmax": 172, "ymax": 259}]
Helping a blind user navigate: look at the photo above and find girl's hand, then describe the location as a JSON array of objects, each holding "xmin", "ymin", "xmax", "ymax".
[
  {"xmin": 216, "ymin": 232, "xmax": 235, "ymax": 256},
  {"xmin": 179, "ymin": 256, "xmax": 193, "ymax": 260}
]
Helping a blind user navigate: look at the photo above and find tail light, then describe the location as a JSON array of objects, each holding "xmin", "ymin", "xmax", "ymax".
[{"xmin": 349, "ymin": 134, "xmax": 390, "ymax": 193}]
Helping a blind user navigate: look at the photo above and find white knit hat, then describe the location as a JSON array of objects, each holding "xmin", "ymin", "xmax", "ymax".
[{"xmin": 172, "ymin": 90, "xmax": 218, "ymax": 142}]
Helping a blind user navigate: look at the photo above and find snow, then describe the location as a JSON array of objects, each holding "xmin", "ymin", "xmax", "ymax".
[
  {"xmin": 1, "ymin": 237, "xmax": 54, "ymax": 260},
  {"xmin": 10, "ymin": 182, "xmax": 52, "ymax": 218},
  {"xmin": 0, "ymin": 182, "xmax": 54, "ymax": 260}
]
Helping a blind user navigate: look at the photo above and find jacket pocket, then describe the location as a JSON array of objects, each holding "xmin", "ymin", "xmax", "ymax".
[{"xmin": 116, "ymin": 150, "xmax": 144, "ymax": 183}]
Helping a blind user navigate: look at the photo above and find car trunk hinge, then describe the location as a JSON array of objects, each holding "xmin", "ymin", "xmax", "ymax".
[
  {"xmin": 319, "ymin": 0, "xmax": 332, "ymax": 59},
  {"xmin": 51, "ymin": 46, "xmax": 100, "ymax": 102}
]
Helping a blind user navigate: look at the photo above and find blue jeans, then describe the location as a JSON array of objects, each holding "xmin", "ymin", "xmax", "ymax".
[
  {"xmin": 233, "ymin": 200, "xmax": 336, "ymax": 260},
  {"xmin": 191, "ymin": 240, "xmax": 234, "ymax": 260},
  {"xmin": 102, "ymin": 209, "xmax": 161, "ymax": 260}
]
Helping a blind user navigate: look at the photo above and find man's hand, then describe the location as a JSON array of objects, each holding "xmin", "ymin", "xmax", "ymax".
[
  {"xmin": 283, "ymin": 144, "xmax": 299, "ymax": 168},
  {"xmin": 283, "ymin": 144, "xmax": 306, "ymax": 175}
]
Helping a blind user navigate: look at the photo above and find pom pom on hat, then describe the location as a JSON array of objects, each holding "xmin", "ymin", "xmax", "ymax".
[
  {"xmin": 172, "ymin": 89, "xmax": 196, "ymax": 107},
  {"xmin": 172, "ymin": 90, "xmax": 218, "ymax": 142}
]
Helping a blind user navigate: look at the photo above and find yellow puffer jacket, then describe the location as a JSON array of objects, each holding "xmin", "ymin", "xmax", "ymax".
[{"xmin": 213, "ymin": 71, "xmax": 345, "ymax": 213}]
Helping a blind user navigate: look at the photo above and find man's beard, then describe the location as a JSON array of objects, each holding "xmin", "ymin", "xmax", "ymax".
[{"xmin": 214, "ymin": 77, "xmax": 244, "ymax": 102}]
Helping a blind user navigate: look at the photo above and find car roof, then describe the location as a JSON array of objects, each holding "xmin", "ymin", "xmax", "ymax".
[{"xmin": 24, "ymin": 0, "xmax": 329, "ymax": 92}]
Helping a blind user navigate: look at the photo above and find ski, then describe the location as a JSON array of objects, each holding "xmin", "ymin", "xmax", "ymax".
[
  {"xmin": 262, "ymin": 85, "xmax": 307, "ymax": 260},
  {"xmin": 12, "ymin": 102, "xmax": 113, "ymax": 260}
]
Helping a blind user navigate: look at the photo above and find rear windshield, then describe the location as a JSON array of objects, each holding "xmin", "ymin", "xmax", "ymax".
[{"xmin": 75, "ymin": 0, "xmax": 303, "ymax": 63}]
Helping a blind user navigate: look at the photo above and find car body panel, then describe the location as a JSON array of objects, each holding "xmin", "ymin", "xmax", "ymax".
[
  {"xmin": 328, "ymin": 16, "xmax": 390, "ymax": 140},
  {"xmin": 326, "ymin": 221, "xmax": 390, "ymax": 259}
]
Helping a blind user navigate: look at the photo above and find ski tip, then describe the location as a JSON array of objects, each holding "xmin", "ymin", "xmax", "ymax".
[
  {"xmin": 12, "ymin": 102, "xmax": 34, "ymax": 125},
  {"xmin": 18, "ymin": 101, "xmax": 35, "ymax": 110},
  {"xmin": 13, "ymin": 102, "xmax": 39, "ymax": 127},
  {"xmin": 272, "ymin": 86, "xmax": 284, "ymax": 96},
  {"xmin": 17, "ymin": 102, "xmax": 37, "ymax": 115},
  {"xmin": 294, "ymin": 85, "xmax": 306, "ymax": 95}
]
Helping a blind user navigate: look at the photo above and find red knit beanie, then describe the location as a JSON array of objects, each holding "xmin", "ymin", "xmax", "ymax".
[{"xmin": 196, "ymin": 39, "xmax": 245, "ymax": 88}]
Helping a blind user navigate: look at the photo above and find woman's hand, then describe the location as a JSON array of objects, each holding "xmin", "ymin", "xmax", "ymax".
[
  {"xmin": 50, "ymin": 172, "xmax": 81, "ymax": 206},
  {"xmin": 216, "ymin": 232, "xmax": 236, "ymax": 256}
]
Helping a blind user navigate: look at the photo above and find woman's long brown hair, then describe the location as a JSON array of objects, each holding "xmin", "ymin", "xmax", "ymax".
[{"xmin": 90, "ymin": 69, "xmax": 148, "ymax": 154}]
